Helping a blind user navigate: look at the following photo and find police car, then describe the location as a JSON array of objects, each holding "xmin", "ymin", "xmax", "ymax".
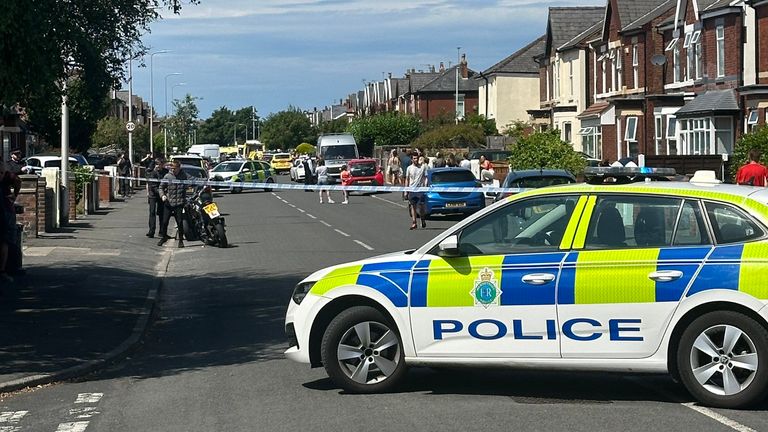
[
  {"xmin": 285, "ymin": 169, "xmax": 768, "ymax": 409},
  {"xmin": 208, "ymin": 160, "xmax": 275, "ymax": 193}
]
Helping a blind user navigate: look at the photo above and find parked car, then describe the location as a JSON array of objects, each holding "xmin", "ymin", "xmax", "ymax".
[
  {"xmin": 495, "ymin": 169, "xmax": 577, "ymax": 202},
  {"xmin": 271, "ymin": 153, "xmax": 293, "ymax": 174},
  {"xmin": 290, "ymin": 158, "xmax": 307, "ymax": 182},
  {"xmin": 347, "ymin": 159, "xmax": 383, "ymax": 187},
  {"xmin": 171, "ymin": 154, "xmax": 208, "ymax": 172},
  {"xmin": 22, "ymin": 156, "xmax": 79, "ymax": 175},
  {"xmin": 424, "ymin": 167, "xmax": 485, "ymax": 218},
  {"xmin": 86, "ymin": 154, "xmax": 118, "ymax": 169},
  {"xmin": 208, "ymin": 160, "xmax": 275, "ymax": 193}
]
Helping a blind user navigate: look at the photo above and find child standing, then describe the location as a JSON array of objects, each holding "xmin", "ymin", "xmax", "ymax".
[{"xmin": 340, "ymin": 165, "xmax": 351, "ymax": 205}]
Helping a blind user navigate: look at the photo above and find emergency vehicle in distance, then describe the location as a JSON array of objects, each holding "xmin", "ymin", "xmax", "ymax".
[{"xmin": 285, "ymin": 168, "xmax": 768, "ymax": 409}]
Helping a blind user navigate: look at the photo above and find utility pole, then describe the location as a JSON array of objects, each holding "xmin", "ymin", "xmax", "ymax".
[
  {"xmin": 455, "ymin": 47, "xmax": 461, "ymax": 125},
  {"xmin": 251, "ymin": 107, "xmax": 258, "ymax": 141},
  {"xmin": 128, "ymin": 58, "xmax": 134, "ymax": 164}
]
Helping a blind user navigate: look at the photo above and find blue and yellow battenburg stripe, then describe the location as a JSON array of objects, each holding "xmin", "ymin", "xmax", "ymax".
[{"xmin": 688, "ymin": 242, "xmax": 768, "ymax": 299}]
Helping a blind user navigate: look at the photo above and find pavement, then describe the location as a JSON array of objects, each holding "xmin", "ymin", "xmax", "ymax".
[{"xmin": 0, "ymin": 191, "xmax": 170, "ymax": 393}]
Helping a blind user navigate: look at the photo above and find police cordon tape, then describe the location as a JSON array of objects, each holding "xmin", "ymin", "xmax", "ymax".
[{"xmin": 100, "ymin": 173, "xmax": 529, "ymax": 195}]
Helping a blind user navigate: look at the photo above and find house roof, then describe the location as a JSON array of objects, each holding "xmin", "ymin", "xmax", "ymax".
[
  {"xmin": 483, "ymin": 35, "xmax": 546, "ymax": 75},
  {"xmin": 621, "ymin": 0, "xmax": 675, "ymax": 31},
  {"xmin": 415, "ymin": 66, "xmax": 480, "ymax": 93},
  {"xmin": 675, "ymin": 89, "xmax": 740, "ymax": 117},
  {"xmin": 657, "ymin": 0, "xmax": 739, "ymax": 27},
  {"xmin": 391, "ymin": 78, "xmax": 410, "ymax": 98},
  {"xmin": 547, "ymin": 7, "xmax": 604, "ymax": 53},
  {"xmin": 560, "ymin": 19, "xmax": 604, "ymax": 51},
  {"xmin": 408, "ymin": 72, "xmax": 441, "ymax": 93},
  {"xmin": 578, "ymin": 101, "xmax": 611, "ymax": 119},
  {"xmin": 616, "ymin": 0, "xmax": 670, "ymax": 30}
]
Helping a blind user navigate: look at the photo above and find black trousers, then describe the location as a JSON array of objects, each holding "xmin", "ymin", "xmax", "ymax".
[
  {"xmin": 119, "ymin": 178, "xmax": 131, "ymax": 196},
  {"xmin": 148, "ymin": 196, "xmax": 164, "ymax": 235},
  {"xmin": 159, "ymin": 203, "xmax": 183, "ymax": 240}
]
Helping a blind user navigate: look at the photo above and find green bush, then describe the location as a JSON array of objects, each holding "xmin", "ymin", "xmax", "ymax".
[
  {"xmin": 295, "ymin": 143, "xmax": 315, "ymax": 155},
  {"xmin": 508, "ymin": 130, "xmax": 586, "ymax": 175},
  {"xmin": 73, "ymin": 165, "xmax": 95, "ymax": 204},
  {"xmin": 731, "ymin": 126, "xmax": 768, "ymax": 179},
  {"xmin": 411, "ymin": 123, "xmax": 485, "ymax": 149}
]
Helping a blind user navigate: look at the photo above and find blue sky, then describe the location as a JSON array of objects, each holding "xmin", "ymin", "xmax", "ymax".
[{"xmin": 130, "ymin": 0, "xmax": 598, "ymax": 119}]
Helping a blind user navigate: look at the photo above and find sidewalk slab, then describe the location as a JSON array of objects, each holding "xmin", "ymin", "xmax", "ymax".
[{"xmin": 0, "ymin": 192, "xmax": 168, "ymax": 392}]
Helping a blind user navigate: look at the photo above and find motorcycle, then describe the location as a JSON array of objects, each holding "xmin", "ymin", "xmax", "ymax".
[{"xmin": 182, "ymin": 186, "xmax": 228, "ymax": 248}]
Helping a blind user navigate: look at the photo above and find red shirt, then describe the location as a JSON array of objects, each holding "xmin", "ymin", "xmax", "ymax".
[
  {"xmin": 340, "ymin": 170, "xmax": 352, "ymax": 186},
  {"xmin": 736, "ymin": 162, "xmax": 768, "ymax": 186}
]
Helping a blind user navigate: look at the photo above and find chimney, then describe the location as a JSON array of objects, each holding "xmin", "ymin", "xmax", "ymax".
[
  {"xmin": 439, "ymin": 62, "xmax": 445, "ymax": 72},
  {"xmin": 460, "ymin": 53, "xmax": 468, "ymax": 79}
]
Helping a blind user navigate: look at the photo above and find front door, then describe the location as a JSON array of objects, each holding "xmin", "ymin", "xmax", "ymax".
[{"xmin": 410, "ymin": 194, "xmax": 585, "ymax": 358}]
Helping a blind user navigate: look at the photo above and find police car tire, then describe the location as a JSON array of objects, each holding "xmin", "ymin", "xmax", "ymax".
[
  {"xmin": 321, "ymin": 306, "xmax": 406, "ymax": 394},
  {"xmin": 676, "ymin": 311, "xmax": 768, "ymax": 409},
  {"xmin": 232, "ymin": 182, "xmax": 243, "ymax": 194},
  {"xmin": 264, "ymin": 179, "xmax": 274, "ymax": 192}
]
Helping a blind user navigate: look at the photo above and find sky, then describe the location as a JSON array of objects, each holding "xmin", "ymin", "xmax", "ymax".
[{"xmin": 129, "ymin": 0, "xmax": 598, "ymax": 120}]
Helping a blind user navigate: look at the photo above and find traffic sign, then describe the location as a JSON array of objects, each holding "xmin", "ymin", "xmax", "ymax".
[{"xmin": 126, "ymin": 121, "xmax": 136, "ymax": 132}]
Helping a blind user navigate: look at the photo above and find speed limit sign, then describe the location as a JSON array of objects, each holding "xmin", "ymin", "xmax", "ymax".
[{"xmin": 126, "ymin": 121, "xmax": 136, "ymax": 132}]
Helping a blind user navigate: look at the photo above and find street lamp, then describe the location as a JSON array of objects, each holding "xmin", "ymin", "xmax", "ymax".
[
  {"xmin": 171, "ymin": 82, "xmax": 186, "ymax": 102},
  {"xmin": 455, "ymin": 46, "xmax": 461, "ymax": 124},
  {"xmin": 163, "ymin": 72, "xmax": 182, "ymax": 158},
  {"xmin": 149, "ymin": 49, "xmax": 170, "ymax": 156}
]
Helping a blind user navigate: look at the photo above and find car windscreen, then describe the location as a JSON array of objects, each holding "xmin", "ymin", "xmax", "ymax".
[
  {"xmin": 321, "ymin": 145, "xmax": 357, "ymax": 160},
  {"xmin": 174, "ymin": 157, "xmax": 201, "ymax": 166},
  {"xmin": 431, "ymin": 170, "xmax": 476, "ymax": 184},
  {"xmin": 182, "ymin": 167, "xmax": 206, "ymax": 178},
  {"xmin": 505, "ymin": 176, "xmax": 574, "ymax": 189},
  {"xmin": 350, "ymin": 162, "xmax": 376, "ymax": 177},
  {"xmin": 212, "ymin": 162, "xmax": 243, "ymax": 172},
  {"xmin": 273, "ymin": 154, "xmax": 291, "ymax": 161}
]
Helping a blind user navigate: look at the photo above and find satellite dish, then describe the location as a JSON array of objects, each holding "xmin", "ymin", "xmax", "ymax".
[{"xmin": 651, "ymin": 54, "xmax": 667, "ymax": 66}]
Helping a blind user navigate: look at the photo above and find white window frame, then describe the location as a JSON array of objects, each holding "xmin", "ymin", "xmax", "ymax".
[
  {"xmin": 716, "ymin": 25, "xmax": 725, "ymax": 78},
  {"xmin": 582, "ymin": 125, "xmax": 602, "ymax": 159},
  {"xmin": 456, "ymin": 94, "xmax": 465, "ymax": 119},
  {"xmin": 569, "ymin": 60, "xmax": 574, "ymax": 97},
  {"xmin": 748, "ymin": 110, "xmax": 759, "ymax": 125},
  {"xmin": 554, "ymin": 59, "xmax": 560, "ymax": 99},
  {"xmin": 563, "ymin": 122, "xmax": 572, "ymax": 143},
  {"xmin": 686, "ymin": 35, "xmax": 695, "ymax": 81},
  {"xmin": 683, "ymin": 32, "xmax": 693, "ymax": 48},
  {"xmin": 578, "ymin": 127, "xmax": 594, "ymax": 135},
  {"xmin": 615, "ymin": 48, "xmax": 623, "ymax": 90},
  {"xmin": 655, "ymin": 115, "xmax": 664, "ymax": 154},
  {"xmin": 632, "ymin": 45, "xmax": 639, "ymax": 89},
  {"xmin": 691, "ymin": 30, "xmax": 701, "ymax": 45},
  {"xmin": 602, "ymin": 59, "xmax": 607, "ymax": 94},
  {"xmin": 695, "ymin": 39, "xmax": 702, "ymax": 80},
  {"xmin": 665, "ymin": 38, "xmax": 679, "ymax": 52},
  {"xmin": 666, "ymin": 116, "xmax": 678, "ymax": 155},
  {"xmin": 674, "ymin": 45, "xmax": 681, "ymax": 83},
  {"xmin": 625, "ymin": 116, "xmax": 638, "ymax": 142}
]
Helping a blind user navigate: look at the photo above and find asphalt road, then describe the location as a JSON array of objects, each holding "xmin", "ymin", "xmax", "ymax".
[{"xmin": 2, "ymin": 176, "xmax": 767, "ymax": 432}]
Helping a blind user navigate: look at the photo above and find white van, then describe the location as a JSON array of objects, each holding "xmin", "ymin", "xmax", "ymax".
[
  {"xmin": 187, "ymin": 144, "xmax": 220, "ymax": 163},
  {"xmin": 316, "ymin": 134, "xmax": 359, "ymax": 179}
]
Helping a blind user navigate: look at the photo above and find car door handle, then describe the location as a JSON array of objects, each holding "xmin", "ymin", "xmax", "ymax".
[
  {"xmin": 648, "ymin": 270, "xmax": 684, "ymax": 282},
  {"xmin": 521, "ymin": 273, "xmax": 556, "ymax": 285}
]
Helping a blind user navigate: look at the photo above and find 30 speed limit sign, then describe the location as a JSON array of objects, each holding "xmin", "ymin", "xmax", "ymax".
[{"xmin": 126, "ymin": 121, "xmax": 136, "ymax": 132}]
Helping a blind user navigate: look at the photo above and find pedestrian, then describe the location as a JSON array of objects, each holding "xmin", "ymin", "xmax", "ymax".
[
  {"xmin": 0, "ymin": 160, "xmax": 21, "ymax": 283},
  {"xmin": 433, "ymin": 152, "xmax": 446, "ymax": 168},
  {"xmin": 145, "ymin": 159, "xmax": 166, "ymax": 238},
  {"xmin": 117, "ymin": 153, "xmax": 132, "ymax": 197},
  {"xmin": 340, "ymin": 164, "xmax": 351, "ymax": 204},
  {"xmin": 302, "ymin": 157, "xmax": 315, "ymax": 192},
  {"xmin": 157, "ymin": 160, "xmax": 188, "ymax": 248},
  {"xmin": 736, "ymin": 148, "xmax": 768, "ymax": 186},
  {"xmin": 459, "ymin": 152, "xmax": 471, "ymax": 169},
  {"xmin": 140, "ymin": 153, "xmax": 153, "ymax": 170},
  {"xmin": 406, "ymin": 155, "xmax": 428, "ymax": 230},
  {"xmin": 398, "ymin": 148, "xmax": 412, "ymax": 183},
  {"xmin": 387, "ymin": 149, "xmax": 401, "ymax": 185},
  {"xmin": 316, "ymin": 158, "xmax": 335, "ymax": 204},
  {"xmin": 446, "ymin": 152, "xmax": 457, "ymax": 168},
  {"xmin": 7, "ymin": 151, "xmax": 23, "ymax": 175},
  {"xmin": 479, "ymin": 155, "xmax": 494, "ymax": 182}
]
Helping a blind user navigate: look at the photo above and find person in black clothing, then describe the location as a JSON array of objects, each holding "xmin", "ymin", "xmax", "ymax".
[
  {"xmin": 0, "ymin": 160, "xmax": 21, "ymax": 283},
  {"xmin": 145, "ymin": 159, "xmax": 166, "ymax": 238},
  {"xmin": 302, "ymin": 157, "xmax": 315, "ymax": 192},
  {"xmin": 117, "ymin": 153, "xmax": 132, "ymax": 197},
  {"xmin": 7, "ymin": 151, "xmax": 23, "ymax": 175},
  {"xmin": 158, "ymin": 160, "xmax": 188, "ymax": 248}
]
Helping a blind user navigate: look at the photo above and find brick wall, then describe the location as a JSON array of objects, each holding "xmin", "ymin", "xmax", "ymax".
[
  {"xmin": 602, "ymin": 124, "xmax": 618, "ymax": 162},
  {"xmin": 418, "ymin": 93, "xmax": 479, "ymax": 122},
  {"xmin": 15, "ymin": 175, "xmax": 40, "ymax": 237},
  {"xmin": 756, "ymin": 5, "xmax": 768, "ymax": 83},
  {"xmin": 68, "ymin": 178, "xmax": 76, "ymax": 223}
]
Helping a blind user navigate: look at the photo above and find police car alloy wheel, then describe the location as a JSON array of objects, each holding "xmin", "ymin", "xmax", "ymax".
[
  {"xmin": 321, "ymin": 306, "xmax": 406, "ymax": 393},
  {"xmin": 232, "ymin": 180, "xmax": 243, "ymax": 194},
  {"xmin": 677, "ymin": 311, "xmax": 768, "ymax": 409}
]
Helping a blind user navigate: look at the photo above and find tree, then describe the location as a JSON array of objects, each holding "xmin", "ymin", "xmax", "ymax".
[
  {"xmin": 465, "ymin": 113, "xmax": 498, "ymax": 136},
  {"xmin": 411, "ymin": 123, "xmax": 486, "ymax": 150},
  {"xmin": 508, "ymin": 130, "xmax": 586, "ymax": 175},
  {"xmin": 346, "ymin": 113, "xmax": 421, "ymax": 156},
  {"xmin": 295, "ymin": 143, "xmax": 315, "ymax": 155},
  {"xmin": 316, "ymin": 118, "xmax": 349, "ymax": 135},
  {"xmin": 0, "ymin": 0, "xmax": 195, "ymax": 146},
  {"xmin": 731, "ymin": 126, "xmax": 768, "ymax": 179},
  {"xmin": 167, "ymin": 94, "xmax": 199, "ymax": 153},
  {"xmin": 260, "ymin": 107, "xmax": 315, "ymax": 151}
]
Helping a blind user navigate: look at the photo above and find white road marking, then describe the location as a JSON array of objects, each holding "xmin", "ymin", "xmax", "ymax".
[
  {"xmin": 75, "ymin": 393, "xmax": 103, "ymax": 404},
  {"xmin": 334, "ymin": 229, "xmax": 350, "ymax": 237},
  {"xmin": 320, "ymin": 221, "xmax": 332, "ymax": 227},
  {"xmin": 354, "ymin": 240, "xmax": 374, "ymax": 251},
  {"xmin": 68, "ymin": 407, "xmax": 100, "ymax": 419},
  {"xmin": 288, "ymin": 204, "xmax": 296, "ymax": 208},
  {"xmin": 0, "ymin": 426, "xmax": 21, "ymax": 432},
  {"xmin": 681, "ymin": 403, "xmax": 756, "ymax": 432},
  {"xmin": 0, "ymin": 411, "xmax": 28, "ymax": 423},
  {"xmin": 372, "ymin": 194, "xmax": 408, "ymax": 209},
  {"xmin": 306, "ymin": 214, "xmax": 317, "ymax": 219},
  {"xmin": 297, "ymin": 208, "xmax": 306, "ymax": 213},
  {"xmin": 281, "ymin": 199, "xmax": 288, "ymax": 203},
  {"xmin": 271, "ymin": 193, "xmax": 277, "ymax": 197},
  {"xmin": 55, "ymin": 422, "xmax": 90, "ymax": 432}
]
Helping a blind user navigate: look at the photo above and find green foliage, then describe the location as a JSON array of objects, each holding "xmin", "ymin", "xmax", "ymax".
[
  {"xmin": 346, "ymin": 113, "xmax": 421, "ymax": 156},
  {"xmin": 92, "ymin": 117, "xmax": 127, "ymax": 150},
  {"xmin": 167, "ymin": 94, "xmax": 199, "ymax": 153},
  {"xmin": 731, "ymin": 126, "xmax": 768, "ymax": 179},
  {"xmin": 316, "ymin": 118, "xmax": 349, "ymax": 135},
  {"xmin": 295, "ymin": 143, "xmax": 315, "ymax": 155},
  {"xmin": 260, "ymin": 107, "xmax": 315, "ymax": 151},
  {"xmin": 73, "ymin": 165, "xmax": 95, "ymax": 204},
  {"xmin": 197, "ymin": 105, "xmax": 259, "ymax": 146},
  {"xmin": 502, "ymin": 121, "xmax": 534, "ymax": 140},
  {"xmin": 411, "ymin": 123, "xmax": 486, "ymax": 149},
  {"xmin": 465, "ymin": 114, "xmax": 498, "ymax": 136},
  {"xmin": 508, "ymin": 130, "xmax": 586, "ymax": 175}
]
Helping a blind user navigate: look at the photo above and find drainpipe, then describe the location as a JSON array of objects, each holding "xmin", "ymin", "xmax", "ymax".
[{"xmin": 478, "ymin": 71, "xmax": 490, "ymax": 119}]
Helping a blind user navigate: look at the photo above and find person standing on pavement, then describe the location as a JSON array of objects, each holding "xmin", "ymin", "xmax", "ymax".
[
  {"xmin": 387, "ymin": 149, "xmax": 401, "ymax": 185},
  {"xmin": 405, "ymin": 155, "xmax": 428, "ymax": 230},
  {"xmin": 316, "ymin": 158, "xmax": 335, "ymax": 204},
  {"xmin": 145, "ymin": 159, "xmax": 166, "ymax": 238},
  {"xmin": 340, "ymin": 164, "xmax": 351, "ymax": 205},
  {"xmin": 736, "ymin": 149, "xmax": 768, "ymax": 186},
  {"xmin": 0, "ymin": 160, "xmax": 21, "ymax": 283},
  {"xmin": 398, "ymin": 148, "xmax": 411, "ymax": 184},
  {"xmin": 7, "ymin": 151, "xmax": 23, "ymax": 175},
  {"xmin": 158, "ymin": 160, "xmax": 188, "ymax": 248},
  {"xmin": 459, "ymin": 152, "xmax": 471, "ymax": 169},
  {"xmin": 432, "ymin": 152, "xmax": 446, "ymax": 168},
  {"xmin": 302, "ymin": 157, "xmax": 315, "ymax": 192},
  {"xmin": 117, "ymin": 153, "xmax": 132, "ymax": 197}
]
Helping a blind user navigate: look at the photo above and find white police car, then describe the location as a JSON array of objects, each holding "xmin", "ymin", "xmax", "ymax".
[{"xmin": 285, "ymin": 172, "xmax": 768, "ymax": 409}]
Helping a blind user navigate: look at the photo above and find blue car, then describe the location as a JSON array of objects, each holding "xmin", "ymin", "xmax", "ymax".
[{"xmin": 424, "ymin": 167, "xmax": 485, "ymax": 218}]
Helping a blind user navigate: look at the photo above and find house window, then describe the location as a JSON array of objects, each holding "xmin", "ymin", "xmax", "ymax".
[
  {"xmin": 666, "ymin": 116, "xmax": 678, "ymax": 155},
  {"xmin": 615, "ymin": 49, "xmax": 623, "ymax": 90},
  {"xmin": 714, "ymin": 117, "xmax": 732, "ymax": 154},
  {"xmin": 680, "ymin": 118, "xmax": 713, "ymax": 155},
  {"xmin": 674, "ymin": 45, "xmax": 681, "ymax": 83},
  {"xmin": 716, "ymin": 25, "xmax": 725, "ymax": 78},
  {"xmin": 695, "ymin": 39, "xmax": 702, "ymax": 79},
  {"xmin": 625, "ymin": 116, "xmax": 638, "ymax": 141},
  {"xmin": 632, "ymin": 45, "xmax": 639, "ymax": 89},
  {"xmin": 456, "ymin": 94, "xmax": 465, "ymax": 119},
  {"xmin": 655, "ymin": 116, "xmax": 664, "ymax": 154},
  {"xmin": 564, "ymin": 122, "xmax": 572, "ymax": 143},
  {"xmin": 569, "ymin": 61, "xmax": 574, "ymax": 97},
  {"xmin": 580, "ymin": 126, "xmax": 602, "ymax": 160},
  {"xmin": 610, "ymin": 50, "xmax": 617, "ymax": 92},
  {"xmin": 602, "ymin": 59, "xmax": 607, "ymax": 94},
  {"xmin": 747, "ymin": 110, "xmax": 759, "ymax": 131},
  {"xmin": 546, "ymin": 65, "xmax": 551, "ymax": 101},
  {"xmin": 686, "ymin": 35, "xmax": 695, "ymax": 81},
  {"xmin": 554, "ymin": 59, "xmax": 560, "ymax": 99}
]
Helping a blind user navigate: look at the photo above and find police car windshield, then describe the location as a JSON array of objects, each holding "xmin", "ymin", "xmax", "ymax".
[
  {"xmin": 212, "ymin": 162, "xmax": 243, "ymax": 172},
  {"xmin": 321, "ymin": 145, "xmax": 356, "ymax": 160}
]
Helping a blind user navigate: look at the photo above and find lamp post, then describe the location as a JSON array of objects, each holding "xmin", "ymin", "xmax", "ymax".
[
  {"xmin": 149, "ymin": 50, "xmax": 170, "ymax": 156},
  {"xmin": 455, "ymin": 46, "xmax": 461, "ymax": 124},
  {"xmin": 163, "ymin": 72, "xmax": 182, "ymax": 158},
  {"xmin": 171, "ymin": 82, "xmax": 186, "ymax": 102}
]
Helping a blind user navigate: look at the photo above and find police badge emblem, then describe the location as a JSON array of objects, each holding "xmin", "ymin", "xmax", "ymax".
[{"xmin": 470, "ymin": 267, "xmax": 501, "ymax": 308}]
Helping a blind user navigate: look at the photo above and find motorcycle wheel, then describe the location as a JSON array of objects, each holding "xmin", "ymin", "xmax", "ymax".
[{"xmin": 215, "ymin": 223, "xmax": 228, "ymax": 248}]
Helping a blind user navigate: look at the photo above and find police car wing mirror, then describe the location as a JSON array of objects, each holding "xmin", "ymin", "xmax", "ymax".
[{"xmin": 437, "ymin": 235, "xmax": 461, "ymax": 258}]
